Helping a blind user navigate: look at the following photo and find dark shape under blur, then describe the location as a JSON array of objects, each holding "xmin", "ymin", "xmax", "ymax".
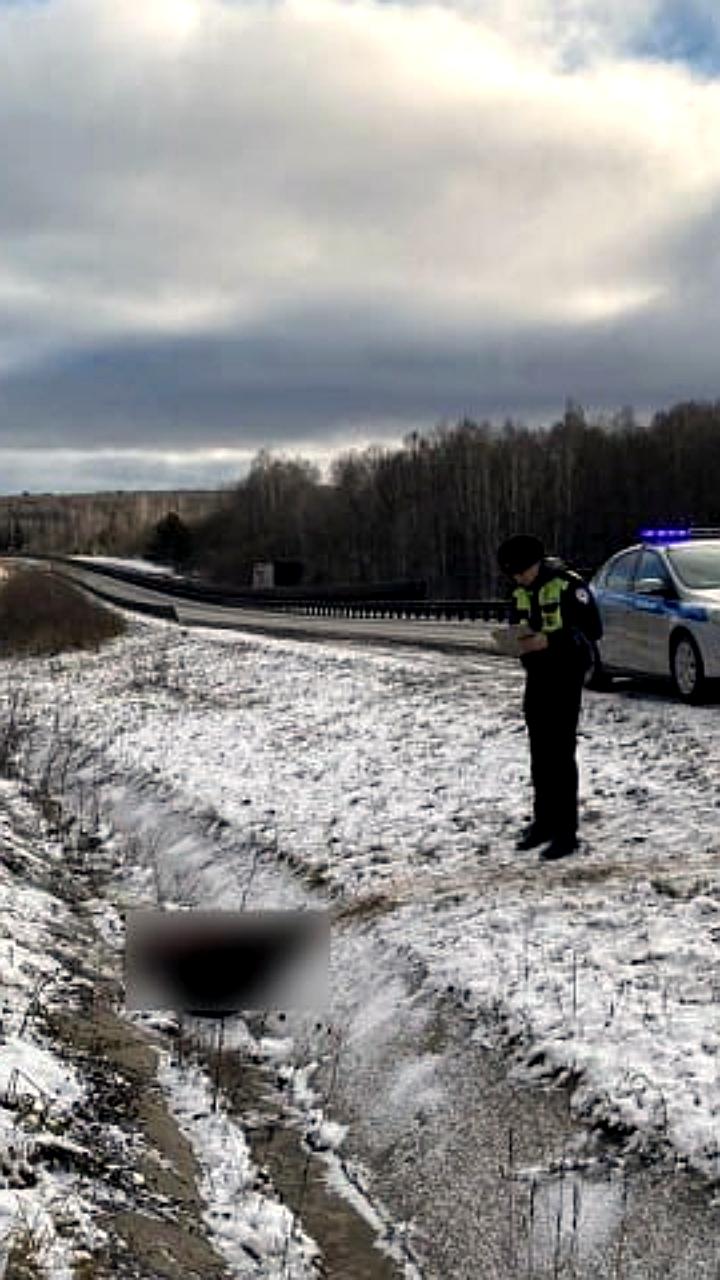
[{"xmin": 125, "ymin": 910, "xmax": 329, "ymax": 1015}]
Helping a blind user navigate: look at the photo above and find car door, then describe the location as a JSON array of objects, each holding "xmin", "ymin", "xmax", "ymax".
[
  {"xmin": 596, "ymin": 549, "xmax": 641, "ymax": 670},
  {"xmin": 630, "ymin": 549, "xmax": 677, "ymax": 675}
]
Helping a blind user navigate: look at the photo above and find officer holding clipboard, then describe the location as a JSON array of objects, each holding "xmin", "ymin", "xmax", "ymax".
[{"xmin": 496, "ymin": 535, "xmax": 603, "ymax": 861}]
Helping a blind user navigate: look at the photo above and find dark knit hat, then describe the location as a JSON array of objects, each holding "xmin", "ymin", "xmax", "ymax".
[{"xmin": 497, "ymin": 534, "xmax": 545, "ymax": 575}]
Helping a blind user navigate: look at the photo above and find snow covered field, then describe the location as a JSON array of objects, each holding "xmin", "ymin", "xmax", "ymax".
[{"xmin": 1, "ymin": 613, "xmax": 719, "ymax": 1273}]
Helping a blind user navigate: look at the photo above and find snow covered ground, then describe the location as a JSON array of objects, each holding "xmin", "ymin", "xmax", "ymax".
[
  {"xmin": 0, "ymin": 774, "xmax": 323, "ymax": 1277},
  {"xmin": 0, "ymin": 781, "xmax": 97, "ymax": 1279},
  {"xmin": 69, "ymin": 556, "xmax": 175, "ymax": 575},
  {"xmin": 1, "ymin": 612, "xmax": 720, "ymax": 1273}
]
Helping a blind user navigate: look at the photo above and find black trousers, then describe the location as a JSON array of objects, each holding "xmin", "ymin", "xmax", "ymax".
[{"xmin": 523, "ymin": 666, "xmax": 584, "ymax": 840}]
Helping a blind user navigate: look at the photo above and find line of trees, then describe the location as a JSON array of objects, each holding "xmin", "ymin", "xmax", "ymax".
[
  {"xmin": 6, "ymin": 400, "xmax": 717, "ymax": 596},
  {"xmin": 0, "ymin": 490, "xmax": 220, "ymax": 557},
  {"xmin": 187, "ymin": 400, "xmax": 720, "ymax": 596}
]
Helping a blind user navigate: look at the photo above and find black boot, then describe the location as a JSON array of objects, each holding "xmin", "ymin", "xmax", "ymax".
[
  {"xmin": 539, "ymin": 836, "xmax": 578, "ymax": 862},
  {"xmin": 516, "ymin": 823, "xmax": 553, "ymax": 851}
]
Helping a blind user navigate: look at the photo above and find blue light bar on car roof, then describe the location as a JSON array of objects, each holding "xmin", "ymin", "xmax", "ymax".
[
  {"xmin": 639, "ymin": 528, "xmax": 690, "ymax": 541},
  {"xmin": 639, "ymin": 526, "xmax": 720, "ymax": 541}
]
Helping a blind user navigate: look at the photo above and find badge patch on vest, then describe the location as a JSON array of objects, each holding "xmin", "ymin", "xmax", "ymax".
[{"xmin": 575, "ymin": 588, "xmax": 590, "ymax": 604}]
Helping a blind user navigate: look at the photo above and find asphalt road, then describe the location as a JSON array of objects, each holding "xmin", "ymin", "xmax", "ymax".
[{"xmin": 48, "ymin": 556, "xmax": 507, "ymax": 656}]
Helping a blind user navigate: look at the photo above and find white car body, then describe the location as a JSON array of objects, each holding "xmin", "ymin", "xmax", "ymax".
[{"xmin": 591, "ymin": 537, "xmax": 720, "ymax": 696}]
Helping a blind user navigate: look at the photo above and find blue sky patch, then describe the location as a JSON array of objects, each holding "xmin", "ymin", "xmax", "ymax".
[{"xmin": 629, "ymin": 1, "xmax": 720, "ymax": 78}]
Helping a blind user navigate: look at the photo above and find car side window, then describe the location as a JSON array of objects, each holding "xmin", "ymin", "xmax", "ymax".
[
  {"xmin": 605, "ymin": 551, "xmax": 639, "ymax": 591},
  {"xmin": 636, "ymin": 550, "xmax": 672, "ymax": 589}
]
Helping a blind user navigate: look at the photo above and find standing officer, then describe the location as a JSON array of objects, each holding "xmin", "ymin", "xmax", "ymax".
[{"xmin": 496, "ymin": 534, "xmax": 602, "ymax": 861}]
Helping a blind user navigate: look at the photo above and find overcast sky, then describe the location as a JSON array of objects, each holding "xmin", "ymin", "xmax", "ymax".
[{"xmin": 2, "ymin": 0, "xmax": 720, "ymax": 492}]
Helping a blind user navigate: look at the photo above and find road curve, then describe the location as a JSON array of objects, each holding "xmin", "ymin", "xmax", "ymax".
[{"xmin": 33, "ymin": 555, "xmax": 508, "ymax": 658}]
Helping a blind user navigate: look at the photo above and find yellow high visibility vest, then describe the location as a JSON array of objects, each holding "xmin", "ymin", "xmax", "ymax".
[{"xmin": 513, "ymin": 576, "xmax": 568, "ymax": 634}]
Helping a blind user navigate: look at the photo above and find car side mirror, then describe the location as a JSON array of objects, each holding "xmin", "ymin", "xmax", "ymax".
[{"xmin": 635, "ymin": 577, "xmax": 672, "ymax": 597}]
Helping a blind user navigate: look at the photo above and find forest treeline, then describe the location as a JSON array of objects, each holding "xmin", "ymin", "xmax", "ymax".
[
  {"xmin": 3, "ymin": 400, "xmax": 719, "ymax": 597},
  {"xmin": 187, "ymin": 401, "xmax": 720, "ymax": 596},
  {"xmin": 0, "ymin": 489, "xmax": 220, "ymax": 557}
]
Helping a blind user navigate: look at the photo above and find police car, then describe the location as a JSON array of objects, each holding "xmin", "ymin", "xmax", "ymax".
[{"xmin": 588, "ymin": 528, "xmax": 720, "ymax": 702}]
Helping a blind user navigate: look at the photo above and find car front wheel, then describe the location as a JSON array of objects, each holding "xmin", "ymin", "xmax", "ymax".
[{"xmin": 671, "ymin": 633, "xmax": 706, "ymax": 703}]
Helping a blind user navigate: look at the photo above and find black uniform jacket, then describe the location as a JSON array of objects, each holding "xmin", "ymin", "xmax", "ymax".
[{"xmin": 510, "ymin": 558, "xmax": 603, "ymax": 675}]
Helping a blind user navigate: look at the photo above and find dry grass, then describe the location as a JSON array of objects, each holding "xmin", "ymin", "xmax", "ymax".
[
  {"xmin": 3, "ymin": 1224, "xmax": 45, "ymax": 1279},
  {"xmin": 0, "ymin": 566, "xmax": 127, "ymax": 657},
  {"xmin": 333, "ymin": 891, "xmax": 401, "ymax": 923}
]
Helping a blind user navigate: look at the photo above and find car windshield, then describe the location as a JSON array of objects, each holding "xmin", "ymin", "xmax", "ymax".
[{"xmin": 667, "ymin": 544, "xmax": 720, "ymax": 589}]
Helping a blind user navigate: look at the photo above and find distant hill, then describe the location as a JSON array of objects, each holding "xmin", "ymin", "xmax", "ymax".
[{"xmin": 0, "ymin": 489, "xmax": 223, "ymax": 556}]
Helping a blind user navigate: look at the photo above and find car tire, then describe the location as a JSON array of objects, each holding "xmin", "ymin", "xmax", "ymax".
[
  {"xmin": 670, "ymin": 632, "xmax": 706, "ymax": 703},
  {"xmin": 584, "ymin": 641, "xmax": 609, "ymax": 691}
]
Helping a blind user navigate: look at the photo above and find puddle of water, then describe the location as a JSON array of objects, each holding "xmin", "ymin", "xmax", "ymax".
[
  {"xmin": 519, "ymin": 1154, "xmax": 720, "ymax": 1279},
  {"xmin": 518, "ymin": 1161, "xmax": 628, "ymax": 1275}
]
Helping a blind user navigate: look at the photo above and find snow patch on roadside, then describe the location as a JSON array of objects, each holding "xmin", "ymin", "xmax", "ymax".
[
  {"xmin": 0, "ymin": 786, "xmax": 109, "ymax": 1276},
  {"xmin": 156, "ymin": 1049, "xmax": 321, "ymax": 1279}
]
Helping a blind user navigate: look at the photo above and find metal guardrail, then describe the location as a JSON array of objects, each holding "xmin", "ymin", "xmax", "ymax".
[
  {"xmin": 281, "ymin": 598, "xmax": 512, "ymax": 622},
  {"xmin": 19, "ymin": 555, "xmax": 514, "ymax": 625}
]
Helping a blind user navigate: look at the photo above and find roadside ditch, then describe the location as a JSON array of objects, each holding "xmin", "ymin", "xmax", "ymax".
[{"xmin": 3, "ymin": 706, "xmax": 720, "ymax": 1279}]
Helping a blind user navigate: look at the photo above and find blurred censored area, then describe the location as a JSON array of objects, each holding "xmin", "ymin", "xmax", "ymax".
[{"xmin": 125, "ymin": 910, "xmax": 329, "ymax": 1015}]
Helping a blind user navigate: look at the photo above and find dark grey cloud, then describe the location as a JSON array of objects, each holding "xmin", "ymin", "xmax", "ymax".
[
  {"xmin": 2, "ymin": 288, "xmax": 719, "ymax": 458},
  {"xmin": 0, "ymin": 0, "xmax": 719, "ymax": 490}
]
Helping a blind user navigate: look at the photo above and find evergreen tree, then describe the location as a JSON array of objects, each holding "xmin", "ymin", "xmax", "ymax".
[{"xmin": 145, "ymin": 511, "xmax": 193, "ymax": 569}]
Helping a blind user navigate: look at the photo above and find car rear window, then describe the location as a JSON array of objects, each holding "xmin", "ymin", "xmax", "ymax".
[{"xmin": 667, "ymin": 544, "xmax": 720, "ymax": 589}]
